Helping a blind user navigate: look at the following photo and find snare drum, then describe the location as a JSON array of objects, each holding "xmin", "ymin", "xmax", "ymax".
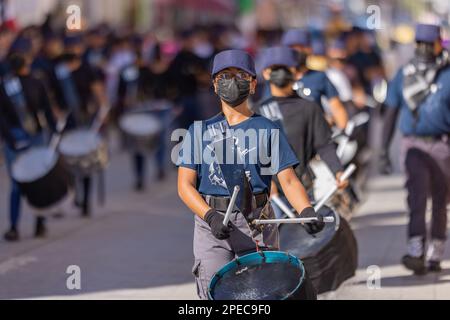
[
  {"xmin": 12, "ymin": 146, "xmax": 73, "ymax": 209},
  {"xmin": 208, "ymin": 251, "xmax": 317, "ymax": 300},
  {"xmin": 59, "ymin": 129, "xmax": 108, "ymax": 175},
  {"xmin": 119, "ymin": 112, "xmax": 161, "ymax": 153},
  {"xmin": 279, "ymin": 206, "xmax": 358, "ymax": 294}
]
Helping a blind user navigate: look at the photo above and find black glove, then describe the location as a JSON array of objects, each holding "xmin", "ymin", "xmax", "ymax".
[
  {"xmin": 301, "ymin": 207, "xmax": 325, "ymax": 235},
  {"xmin": 204, "ymin": 209, "xmax": 233, "ymax": 240},
  {"xmin": 378, "ymin": 151, "xmax": 392, "ymax": 175}
]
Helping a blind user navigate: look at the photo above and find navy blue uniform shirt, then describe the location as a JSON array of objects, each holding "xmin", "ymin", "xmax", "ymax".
[
  {"xmin": 385, "ymin": 66, "xmax": 450, "ymax": 136},
  {"xmin": 296, "ymin": 70, "xmax": 339, "ymax": 111},
  {"xmin": 177, "ymin": 113, "xmax": 299, "ymax": 196}
]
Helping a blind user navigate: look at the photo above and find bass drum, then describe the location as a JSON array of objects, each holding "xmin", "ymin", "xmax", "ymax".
[
  {"xmin": 59, "ymin": 129, "xmax": 108, "ymax": 175},
  {"xmin": 12, "ymin": 146, "xmax": 73, "ymax": 209},
  {"xmin": 279, "ymin": 206, "xmax": 358, "ymax": 294},
  {"xmin": 209, "ymin": 251, "xmax": 317, "ymax": 300},
  {"xmin": 119, "ymin": 112, "xmax": 161, "ymax": 153}
]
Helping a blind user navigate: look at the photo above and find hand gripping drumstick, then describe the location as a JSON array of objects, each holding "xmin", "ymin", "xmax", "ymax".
[
  {"xmin": 223, "ymin": 186, "xmax": 240, "ymax": 226},
  {"xmin": 254, "ymin": 164, "xmax": 356, "ymax": 225}
]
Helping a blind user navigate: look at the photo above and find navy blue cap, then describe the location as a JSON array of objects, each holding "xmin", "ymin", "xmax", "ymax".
[
  {"xmin": 261, "ymin": 46, "xmax": 298, "ymax": 70},
  {"xmin": 415, "ymin": 24, "xmax": 441, "ymax": 43},
  {"xmin": 212, "ymin": 49, "xmax": 256, "ymax": 77},
  {"xmin": 281, "ymin": 29, "xmax": 311, "ymax": 47},
  {"xmin": 312, "ymin": 39, "xmax": 326, "ymax": 56},
  {"xmin": 9, "ymin": 37, "xmax": 32, "ymax": 55}
]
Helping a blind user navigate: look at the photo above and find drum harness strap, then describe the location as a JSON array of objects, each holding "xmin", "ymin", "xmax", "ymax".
[
  {"xmin": 402, "ymin": 49, "xmax": 449, "ymax": 130},
  {"xmin": 204, "ymin": 116, "xmax": 271, "ymax": 251}
]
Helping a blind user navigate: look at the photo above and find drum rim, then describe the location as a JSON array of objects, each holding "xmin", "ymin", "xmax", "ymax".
[
  {"xmin": 12, "ymin": 146, "xmax": 59, "ymax": 183},
  {"xmin": 208, "ymin": 251, "xmax": 306, "ymax": 301},
  {"xmin": 59, "ymin": 128, "xmax": 104, "ymax": 156},
  {"xmin": 118, "ymin": 112, "xmax": 162, "ymax": 136}
]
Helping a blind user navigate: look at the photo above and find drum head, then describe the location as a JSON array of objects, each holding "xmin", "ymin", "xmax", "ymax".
[
  {"xmin": 280, "ymin": 206, "xmax": 338, "ymax": 259},
  {"xmin": 209, "ymin": 251, "xmax": 305, "ymax": 300},
  {"xmin": 12, "ymin": 147, "xmax": 58, "ymax": 183},
  {"xmin": 59, "ymin": 129, "xmax": 102, "ymax": 157},
  {"xmin": 119, "ymin": 113, "xmax": 161, "ymax": 137}
]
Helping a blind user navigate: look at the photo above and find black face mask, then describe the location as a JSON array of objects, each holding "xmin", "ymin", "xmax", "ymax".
[
  {"xmin": 269, "ymin": 67, "xmax": 294, "ymax": 88},
  {"xmin": 415, "ymin": 42, "xmax": 436, "ymax": 64},
  {"xmin": 216, "ymin": 77, "xmax": 251, "ymax": 107}
]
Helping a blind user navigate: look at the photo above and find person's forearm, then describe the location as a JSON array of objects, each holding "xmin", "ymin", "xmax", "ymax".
[
  {"xmin": 178, "ymin": 182, "xmax": 211, "ymax": 219},
  {"xmin": 329, "ymin": 97, "xmax": 349, "ymax": 130},
  {"xmin": 92, "ymin": 82, "xmax": 109, "ymax": 108},
  {"xmin": 279, "ymin": 174, "xmax": 312, "ymax": 215}
]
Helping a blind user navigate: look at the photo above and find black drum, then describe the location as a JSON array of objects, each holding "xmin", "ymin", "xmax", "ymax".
[
  {"xmin": 279, "ymin": 206, "xmax": 358, "ymax": 294},
  {"xmin": 208, "ymin": 251, "xmax": 317, "ymax": 300},
  {"xmin": 11, "ymin": 147, "xmax": 73, "ymax": 209}
]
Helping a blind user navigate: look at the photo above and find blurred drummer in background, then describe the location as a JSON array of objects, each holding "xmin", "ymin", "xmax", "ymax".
[
  {"xmin": 257, "ymin": 46, "xmax": 348, "ymax": 215},
  {"xmin": 117, "ymin": 38, "xmax": 176, "ymax": 191},
  {"xmin": 381, "ymin": 23, "xmax": 450, "ymax": 274},
  {"xmin": 49, "ymin": 33, "xmax": 109, "ymax": 217},
  {"xmin": 281, "ymin": 29, "xmax": 348, "ymax": 130},
  {"xmin": 0, "ymin": 36, "xmax": 56, "ymax": 241}
]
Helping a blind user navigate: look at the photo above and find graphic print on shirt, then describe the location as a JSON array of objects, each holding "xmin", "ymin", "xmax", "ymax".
[{"xmin": 206, "ymin": 121, "xmax": 257, "ymax": 191}]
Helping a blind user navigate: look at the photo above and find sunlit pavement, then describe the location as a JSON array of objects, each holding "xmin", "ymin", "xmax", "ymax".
[
  {"xmin": 1, "ymin": 137, "xmax": 449, "ymax": 300},
  {"xmin": 324, "ymin": 175, "xmax": 450, "ymax": 300}
]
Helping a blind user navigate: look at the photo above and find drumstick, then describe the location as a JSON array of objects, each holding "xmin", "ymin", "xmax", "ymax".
[
  {"xmin": 271, "ymin": 195, "xmax": 297, "ymax": 219},
  {"xmin": 254, "ymin": 164, "xmax": 356, "ymax": 226},
  {"xmin": 91, "ymin": 105, "xmax": 112, "ymax": 133},
  {"xmin": 337, "ymin": 122, "xmax": 355, "ymax": 159},
  {"xmin": 313, "ymin": 164, "xmax": 356, "ymax": 213},
  {"xmin": 49, "ymin": 114, "xmax": 71, "ymax": 154},
  {"xmin": 254, "ymin": 216, "xmax": 335, "ymax": 225},
  {"xmin": 223, "ymin": 186, "xmax": 240, "ymax": 226}
]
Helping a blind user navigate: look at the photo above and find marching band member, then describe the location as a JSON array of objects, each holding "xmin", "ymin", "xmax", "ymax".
[
  {"xmin": 281, "ymin": 29, "xmax": 348, "ymax": 130},
  {"xmin": 0, "ymin": 37, "xmax": 56, "ymax": 241},
  {"xmin": 257, "ymin": 46, "xmax": 348, "ymax": 213},
  {"xmin": 177, "ymin": 49, "xmax": 323, "ymax": 299},
  {"xmin": 381, "ymin": 23, "xmax": 450, "ymax": 274},
  {"xmin": 50, "ymin": 34, "xmax": 109, "ymax": 217},
  {"xmin": 117, "ymin": 41, "xmax": 175, "ymax": 190}
]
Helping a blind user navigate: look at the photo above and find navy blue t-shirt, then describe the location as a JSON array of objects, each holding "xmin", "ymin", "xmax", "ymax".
[
  {"xmin": 177, "ymin": 113, "xmax": 299, "ymax": 196},
  {"xmin": 385, "ymin": 66, "xmax": 450, "ymax": 136},
  {"xmin": 296, "ymin": 70, "xmax": 339, "ymax": 109}
]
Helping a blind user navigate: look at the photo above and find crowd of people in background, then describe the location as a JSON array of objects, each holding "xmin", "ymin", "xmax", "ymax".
[{"xmin": 0, "ymin": 10, "xmax": 422, "ymax": 246}]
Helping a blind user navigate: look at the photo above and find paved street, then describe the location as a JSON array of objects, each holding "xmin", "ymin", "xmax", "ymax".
[{"xmin": 0, "ymin": 135, "xmax": 449, "ymax": 300}]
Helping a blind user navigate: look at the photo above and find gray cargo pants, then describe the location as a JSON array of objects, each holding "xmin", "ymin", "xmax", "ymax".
[
  {"xmin": 401, "ymin": 135, "xmax": 450, "ymax": 240},
  {"xmin": 192, "ymin": 203, "xmax": 279, "ymax": 300}
]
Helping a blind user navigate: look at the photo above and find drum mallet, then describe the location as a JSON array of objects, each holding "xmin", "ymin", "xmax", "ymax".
[
  {"xmin": 91, "ymin": 105, "xmax": 112, "ymax": 133},
  {"xmin": 253, "ymin": 164, "xmax": 356, "ymax": 225},
  {"xmin": 223, "ymin": 186, "xmax": 240, "ymax": 226},
  {"xmin": 49, "ymin": 114, "xmax": 71, "ymax": 155}
]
